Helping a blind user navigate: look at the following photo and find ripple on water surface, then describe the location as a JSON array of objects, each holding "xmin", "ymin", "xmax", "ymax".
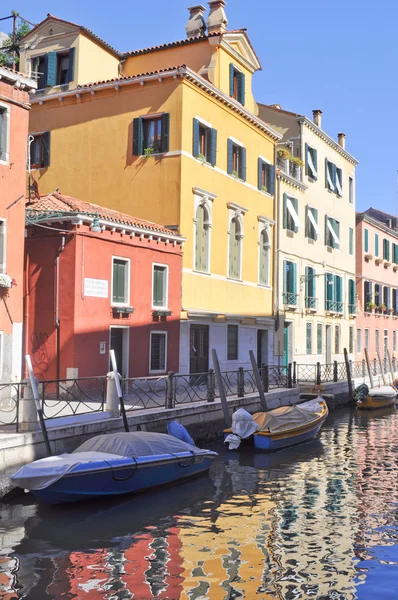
[{"xmin": 1, "ymin": 408, "xmax": 398, "ymax": 599}]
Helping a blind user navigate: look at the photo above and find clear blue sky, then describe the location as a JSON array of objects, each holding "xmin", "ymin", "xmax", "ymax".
[{"xmin": 1, "ymin": 0, "xmax": 395, "ymax": 213}]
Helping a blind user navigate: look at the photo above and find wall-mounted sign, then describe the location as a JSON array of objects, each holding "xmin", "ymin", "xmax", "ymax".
[
  {"xmin": 84, "ymin": 278, "xmax": 108, "ymax": 298},
  {"xmin": 100, "ymin": 342, "xmax": 106, "ymax": 355}
]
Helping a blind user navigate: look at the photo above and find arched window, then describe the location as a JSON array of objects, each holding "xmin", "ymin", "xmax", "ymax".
[
  {"xmin": 229, "ymin": 216, "xmax": 242, "ymax": 279},
  {"xmin": 259, "ymin": 227, "xmax": 270, "ymax": 285},
  {"xmin": 195, "ymin": 203, "xmax": 210, "ymax": 272}
]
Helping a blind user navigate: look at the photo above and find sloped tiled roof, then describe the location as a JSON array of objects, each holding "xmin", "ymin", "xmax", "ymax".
[
  {"xmin": 26, "ymin": 192, "xmax": 181, "ymax": 237},
  {"xmin": 122, "ymin": 32, "xmax": 217, "ymax": 57},
  {"xmin": 77, "ymin": 64, "xmax": 186, "ymax": 89}
]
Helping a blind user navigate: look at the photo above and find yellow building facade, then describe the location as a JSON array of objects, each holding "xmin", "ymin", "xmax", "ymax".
[{"xmin": 21, "ymin": 3, "xmax": 280, "ymax": 373}]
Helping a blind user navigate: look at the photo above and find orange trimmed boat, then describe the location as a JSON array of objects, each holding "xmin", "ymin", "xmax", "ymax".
[{"xmin": 355, "ymin": 384, "xmax": 396, "ymax": 410}]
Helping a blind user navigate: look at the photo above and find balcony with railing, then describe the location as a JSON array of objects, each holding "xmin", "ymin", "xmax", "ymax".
[
  {"xmin": 283, "ymin": 292, "xmax": 299, "ymax": 309},
  {"xmin": 277, "ymin": 156, "xmax": 302, "ymax": 183},
  {"xmin": 305, "ymin": 296, "xmax": 318, "ymax": 311},
  {"xmin": 325, "ymin": 300, "xmax": 344, "ymax": 314},
  {"xmin": 348, "ymin": 303, "xmax": 357, "ymax": 315}
]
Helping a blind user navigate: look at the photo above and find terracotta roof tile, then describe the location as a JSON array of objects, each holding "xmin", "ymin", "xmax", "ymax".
[
  {"xmin": 26, "ymin": 192, "xmax": 180, "ymax": 236},
  {"xmin": 77, "ymin": 64, "xmax": 185, "ymax": 89},
  {"xmin": 122, "ymin": 33, "xmax": 216, "ymax": 57}
]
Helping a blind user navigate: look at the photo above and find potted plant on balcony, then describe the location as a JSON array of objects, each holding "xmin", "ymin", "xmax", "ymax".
[
  {"xmin": 375, "ymin": 257, "xmax": 383, "ymax": 265},
  {"xmin": 380, "ymin": 303, "xmax": 386, "ymax": 313},
  {"xmin": 366, "ymin": 301, "xmax": 376, "ymax": 312},
  {"xmin": 364, "ymin": 253, "xmax": 373, "ymax": 261},
  {"xmin": 144, "ymin": 147, "xmax": 155, "ymax": 157},
  {"xmin": 387, "ymin": 307, "xmax": 394, "ymax": 315},
  {"xmin": 198, "ymin": 152, "xmax": 206, "ymax": 163},
  {"xmin": 277, "ymin": 148, "xmax": 292, "ymax": 160},
  {"xmin": 290, "ymin": 156, "xmax": 304, "ymax": 167},
  {"xmin": 0, "ymin": 274, "xmax": 16, "ymax": 298}
]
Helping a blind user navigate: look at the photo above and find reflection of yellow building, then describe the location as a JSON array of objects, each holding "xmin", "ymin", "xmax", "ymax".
[{"xmin": 21, "ymin": 2, "xmax": 280, "ymax": 373}]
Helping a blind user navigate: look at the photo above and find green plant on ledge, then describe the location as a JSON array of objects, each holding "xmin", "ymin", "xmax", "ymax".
[
  {"xmin": 144, "ymin": 147, "xmax": 155, "ymax": 157},
  {"xmin": 366, "ymin": 302, "xmax": 376, "ymax": 311},
  {"xmin": 290, "ymin": 155, "xmax": 304, "ymax": 167},
  {"xmin": 277, "ymin": 148, "xmax": 292, "ymax": 160},
  {"xmin": 262, "ymin": 185, "xmax": 268, "ymax": 193},
  {"xmin": 232, "ymin": 170, "xmax": 239, "ymax": 179},
  {"xmin": 198, "ymin": 152, "xmax": 206, "ymax": 162}
]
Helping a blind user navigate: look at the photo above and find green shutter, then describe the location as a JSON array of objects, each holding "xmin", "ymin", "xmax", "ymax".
[
  {"xmin": 269, "ymin": 165, "xmax": 275, "ymax": 195},
  {"xmin": 364, "ymin": 228, "xmax": 369, "ymax": 253},
  {"xmin": 46, "ymin": 51, "xmax": 57, "ymax": 87},
  {"xmin": 160, "ymin": 113, "xmax": 169, "ymax": 152},
  {"xmin": 283, "ymin": 193, "xmax": 288, "ymax": 229},
  {"xmin": 313, "ymin": 148, "xmax": 318, "ymax": 178},
  {"xmin": 333, "ymin": 219, "xmax": 340, "ymax": 249},
  {"xmin": 240, "ymin": 146, "xmax": 246, "ymax": 181},
  {"xmin": 292, "ymin": 262, "xmax": 297, "ymax": 295},
  {"xmin": 42, "ymin": 131, "xmax": 51, "ymax": 167},
  {"xmin": 305, "ymin": 266, "xmax": 309, "ymax": 298},
  {"xmin": 332, "ymin": 163, "xmax": 337, "ymax": 190},
  {"xmin": 349, "ymin": 227, "xmax": 354, "ymax": 255},
  {"xmin": 113, "ymin": 260, "xmax": 126, "ymax": 303},
  {"xmin": 258, "ymin": 157, "xmax": 263, "ymax": 190},
  {"xmin": 375, "ymin": 234, "xmax": 379, "ymax": 257},
  {"xmin": 293, "ymin": 198, "xmax": 299, "ymax": 234},
  {"xmin": 132, "ymin": 118, "xmax": 143, "ymax": 155},
  {"xmin": 283, "ymin": 260, "xmax": 287, "ymax": 293},
  {"xmin": 325, "ymin": 215, "xmax": 328, "ymax": 247},
  {"xmin": 227, "ymin": 139, "xmax": 233, "ymax": 174},
  {"xmin": 193, "ymin": 118, "xmax": 200, "ymax": 157},
  {"xmin": 305, "ymin": 143, "xmax": 309, "ymax": 175},
  {"xmin": 313, "ymin": 208, "xmax": 318, "ymax": 241},
  {"xmin": 336, "ymin": 276, "xmax": 342, "ymax": 303},
  {"xmin": 229, "ymin": 219, "xmax": 239, "ymax": 278},
  {"xmin": 229, "ymin": 63, "xmax": 235, "ymax": 96},
  {"xmin": 209, "ymin": 128, "xmax": 217, "ymax": 166},
  {"xmin": 67, "ymin": 47, "xmax": 75, "ymax": 83},
  {"xmin": 153, "ymin": 267, "xmax": 165, "ymax": 306},
  {"xmin": 237, "ymin": 72, "xmax": 245, "ymax": 105},
  {"xmin": 305, "ymin": 205, "xmax": 309, "ymax": 238},
  {"xmin": 325, "ymin": 158, "xmax": 329, "ymax": 189}
]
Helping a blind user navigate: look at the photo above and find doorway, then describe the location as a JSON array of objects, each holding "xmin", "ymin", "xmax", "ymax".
[
  {"xmin": 257, "ymin": 330, "xmax": 269, "ymax": 368},
  {"xmin": 110, "ymin": 327, "xmax": 129, "ymax": 377},
  {"xmin": 325, "ymin": 325, "xmax": 332, "ymax": 364},
  {"xmin": 283, "ymin": 323, "xmax": 292, "ymax": 365},
  {"xmin": 190, "ymin": 325, "xmax": 209, "ymax": 374}
]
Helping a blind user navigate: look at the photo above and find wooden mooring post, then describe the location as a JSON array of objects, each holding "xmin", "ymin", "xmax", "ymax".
[
  {"xmin": 249, "ymin": 350, "xmax": 268, "ymax": 412},
  {"xmin": 211, "ymin": 349, "xmax": 231, "ymax": 428},
  {"xmin": 25, "ymin": 354, "xmax": 52, "ymax": 456},
  {"xmin": 364, "ymin": 348, "xmax": 374, "ymax": 389},
  {"xmin": 343, "ymin": 348, "xmax": 354, "ymax": 405}
]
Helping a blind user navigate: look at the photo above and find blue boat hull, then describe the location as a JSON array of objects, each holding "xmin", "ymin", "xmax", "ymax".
[
  {"xmin": 253, "ymin": 421, "xmax": 324, "ymax": 451},
  {"xmin": 33, "ymin": 456, "xmax": 215, "ymax": 505}
]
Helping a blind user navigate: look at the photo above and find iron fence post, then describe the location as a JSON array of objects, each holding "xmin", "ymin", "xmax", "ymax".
[
  {"xmin": 333, "ymin": 360, "xmax": 338, "ymax": 382},
  {"xmin": 166, "ymin": 371, "xmax": 174, "ymax": 409},
  {"xmin": 262, "ymin": 364, "xmax": 269, "ymax": 393},
  {"xmin": 237, "ymin": 367, "xmax": 245, "ymax": 397},
  {"xmin": 287, "ymin": 363, "xmax": 292, "ymax": 388},
  {"xmin": 293, "ymin": 361, "xmax": 297, "ymax": 384},
  {"xmin": 362, "ymin": 359, "xmax": 366, "ymax": 377},
  {"xmin": 316, "ymin": 362, "xmax": 321, "ymax": 385},
  {"xmin": 207, "ymin": 369, "xmax": 215, "ymax": 402}
]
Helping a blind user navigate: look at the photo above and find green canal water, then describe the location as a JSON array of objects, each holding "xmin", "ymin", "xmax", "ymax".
[{"xmin": 1, "ymin": 407, "xmax": 398, "ymax": 599}]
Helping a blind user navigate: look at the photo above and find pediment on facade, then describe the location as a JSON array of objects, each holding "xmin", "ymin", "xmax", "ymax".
[
  {"xmin": 22, "ymin": 17, "xmax": 79, "ymax": 50},
  {"xmin": 222, "ymin": 32, "xmax": 261, "ymax": 72}
]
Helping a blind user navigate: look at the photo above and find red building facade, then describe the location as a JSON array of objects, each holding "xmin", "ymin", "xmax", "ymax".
[
  {"xmin": 25, "ymin": 193, "xmax": 184, "ymax": 380},
  {"xmin": 0, "ymin": 66, "xmax": 36, "ymax": 382}
]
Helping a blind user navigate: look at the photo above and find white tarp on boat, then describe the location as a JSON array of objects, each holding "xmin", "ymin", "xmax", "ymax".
[
  {"xmin": 11, "ymin": 451, "xmax": 124, "ymax": 491},
  {"xmin": 224, "ymin": 409, "xmax": 260, "ymax": 450},
  {"xmin": 253, "ymin": 399, "xmax": 324, "ymax": 433},
  {"xmin": 75, "ymin": 432, "xmax": 208, "ymax": 458},
  {"xmin": 368, "ymin": 386, "xmax": 397, "ymax": 399}
]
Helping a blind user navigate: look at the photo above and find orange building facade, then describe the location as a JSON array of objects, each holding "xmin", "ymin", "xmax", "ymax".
[{"xmin": 0, "ymin": 66, "xmax": 36, "ymax": 382}]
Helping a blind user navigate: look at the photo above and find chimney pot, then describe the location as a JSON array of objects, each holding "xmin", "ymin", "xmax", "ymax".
[
  {"xmin": 206, "ymin": 0, "xmax": 228, "ymax": 35},
  {"xmin": 185, "ymin": 5, "xmax": 207, "ymax": 39},
  {"xmin": 337, "ymin": 132, "xmax": 346, "ymax": 149},
  {"xmin": 312, "ymin": 109, "xmax": 322, "ymax": 128}
]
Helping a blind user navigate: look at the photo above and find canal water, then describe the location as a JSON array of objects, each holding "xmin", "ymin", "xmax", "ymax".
[{"xmin": 1, "ymin": 407, "xmax": 398, "ymax": 599}]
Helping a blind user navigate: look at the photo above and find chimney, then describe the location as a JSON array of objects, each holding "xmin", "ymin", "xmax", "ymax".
[
  {"xmin": 185, "ymin": 5, "xmax": 207, "ymax": 38},
  {"xmin": 206, "ymin": 0, "xmax": 228, "ymax": 35},
  {"xmin": 312, "ymin": 109, "xmax": 322, "ymax": 129},
  {"xmin": 337, "ymin": 132, "xmax": 346, "ymax": 149}
]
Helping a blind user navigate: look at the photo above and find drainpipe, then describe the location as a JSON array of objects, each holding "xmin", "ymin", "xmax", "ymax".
[
  {"xmin": 55, "ymin": 236, "xmax": 66, "ymax": 382},
  {"xmin": 23, "ymin": 240, "xmax": 30, "ymax": 378}
]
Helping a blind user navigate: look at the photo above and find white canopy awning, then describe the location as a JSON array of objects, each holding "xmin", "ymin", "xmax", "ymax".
[
  {"xmin": 307, "ymin": 151, "xmax": 317, "ymax": 178},
  {"xmin": 335, "ymin": 172, "xmax": 342, "ymax": 195},
  {"xmin": 286, "ymin": 198, "xmax": 302, "ymax": 228},
  {"xmin": 308, "ymin": 208, "xmax": 320, "ymax": 235},
  {"xmin": 327, "ymin": 218, "xmax": 340, "ymax": 246},
  {"xmin": 326, "ymin": 165, "xmax": 335, "ymax": 191}
]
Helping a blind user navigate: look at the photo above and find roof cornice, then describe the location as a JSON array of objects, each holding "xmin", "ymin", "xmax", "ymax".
[
  {"xmin": 0, "ymin": 66, "xmax": 37, "ymax": 91},
  {"xmin": 299, "ymin": 117, "xmax": 358, "ymax": 166},
  {"xmin": 215, "ymin": 35, "xmax": 261, "ymax": 72},
  {"xmin": 31, "ymin": 65, "xmax": 282, "ymax": 142},
  {"xmin": 277, "ymin": 169, "xmax": 308, "ymax": 192},
  {"xmin": 356, "ymin": 212, "xmax": 398, "ymax": 239}
]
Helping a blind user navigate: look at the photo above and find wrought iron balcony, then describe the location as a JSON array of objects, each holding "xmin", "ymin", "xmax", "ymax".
[
  {"xmin": 348, "ymin": 304, "xmax": 357, "ymax": 315},
  {"xmin": 277, "ymin": 157, "xmax": 302, "ymax": 182},
  {"xmin": 325, "ymin": 300, "xmax": 344, "ymax": 313},
  {"xmin": 305, "ymin": 296, "xmax": 318, "ymax": 310},
  {"xmin": 283, "ymin": 292, "xmax": 298, "ymax": 307}
]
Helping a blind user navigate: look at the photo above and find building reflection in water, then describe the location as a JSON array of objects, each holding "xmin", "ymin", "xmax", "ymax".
[{"xmin": 1, "ymin": 410, "xmax": 398, "ymax": 599}]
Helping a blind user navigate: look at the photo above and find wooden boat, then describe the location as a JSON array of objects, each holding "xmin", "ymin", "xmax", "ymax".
[
  {"xmin": 11, "ymin": 431, "xmax": 217, "ymax": 505},
  {"xmin": 224, "ymin": 399, "xmax": 328, "ymax": 452},
  {"xmin": 355, "ymin": 384, "xmax": 397, "ymax": 410}
]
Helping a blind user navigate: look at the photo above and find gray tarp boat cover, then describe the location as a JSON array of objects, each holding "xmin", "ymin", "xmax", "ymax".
[
  {"xmin": 12, "ymin": 432, "xmax": 213, "ymax": 491},
  {"xmin": 368, "ymin": 385, "xmax": 397, "ymax": 399}
]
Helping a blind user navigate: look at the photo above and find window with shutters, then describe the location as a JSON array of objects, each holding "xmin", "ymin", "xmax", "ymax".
[
  {"xmin": 132, "ymin": 114, "xmax": 170, "ymax": 156},
  {"xmin": 317, "ymin": 323, "xmax": 322, "ymax": 355},
  {"xmin": 227, "ymin": 139, "xmax": 246, "ymax": 181},
  {"xmin": 384, "ymin": 329, "xmax": 389, "ymax": 355},
  {"xmin": 229, "ymin": 64, "xmax": 245, "ymax": 105},
  {"xmin": 349, "ymin": 326, "xmax": 354, "ymax": 354},
  {"xmin": 365, "ymin": 328, "xmax": 369, "ymax": 350},
  {"xmin": 393, "ymin": 243, "xmax": 398, "ymax": 265},
  {"xmin": 228, "ymin": 216, "xmax": 242, "ymax": 279},
  {"xmin": 31, "ymin": 55, "xmax": 46, "ymax": 89},
  {"xmin": 364, "ymin": 228, "xmax": 369, "ymax": 253},
  {"xmin": 0, "ymin": 103, "xmax": 10, "ymax": 164},
  {"xmin": 56, "ymin": 52, "xmax": 71, "ymax": 85},
  {"xmin": 306, "ymin": 205, "xmax": 319, "ymax": 241},
  {"xmin": 29, "ymin": 132, "xmax": 50, "ymax": 169},
  {"xmin": 356, "ymin": 329, "xmax": 361, "ymax": 354},
  {"xmin": 325, "ymin": 273, "xmax": 343, "ymax": 313},
  {"xmin": 227, "ymin": 325, "xmax": 239, "ymax": 360},
  {"xmin": 305, "ymin": 266, "xmax": 317, "ymax": 310},
  {"xmin": 383, "ymin": 286, "xmax": 391, "ymax": 311},
  {"xmin": 152, "ymin": 264, "xmax": 168, "ymax": 309},
  {"xmin": 150, "ymin": 331, "xmax": 167, "ymax": 373},
  {"xmin": 283, "ymin": 194, "xmax": 300, "ymax": 233},
  {"xmin": 306, "ymin": 323, "xmax": 312, "ymax": 355},
  {"xmin": 283, "ymin": 260, "xmax": 297, "ymax": 306},
  {"xmin": 258, "ymin": 226, "xmax": 270, "ymax": 286},
  {"xmin": 194, "ymin": 203, "xmax": 210, "ymax": 273},
  {"xmin": 305, "ymin": 144, "xmax": 318, "ymax": 179},
  {"xmin": 349, "ymin": 177, "xmax": 354, "ymax": 204},
  {"xmin": 375, "ymin": 329, "xmax": 380, "ymax": 352},
  {"xmin": 258, "ymin": 158, "xmax": 274, "ymax": 195},
  {"xmin": 383, "ymin": 238, "xmax": 390, "ymax": 261},
  {"xmin": 0, "ymin": 220, "xmax": 6, "ymax": 274},
  {"xmin": 335, "ymin": 167, "xmax": 343, "ymax": 196},
  {"xmin": 325, "ymin": 159, "xmax": 336, "ymax": 192},
  {"xmin": 375, "ymin": 233, "xmax": 379, "ymax": 257},
  {"xmin": 325, "ymin": 216, "xmax": 340, "ymax": 249},
  {"xmin": 349, "ymin": 227, "xmax": 354, "ymax": 255},
  {"xmin": 43, "ymin": 48, "xmax": 75, "ymax": 87},
  {"xmin": 364, "ymin": 280, "xmax": 373, "ymax": 311},
  {"xmin": 393, "ymin": 289, "xmax": 398, "ymax": 316},
  {"xmin": 349, "ymin": 279, "xmax": 356, "ymax": 314},
  {"xmin": 374, "ymin": 283, "xmax": 381, "ymax": 312},
  {"xmin": 334, "ymin": 325, "xmax": 340, "ymax": 355},
  {"xmin": 192, "ymin": 118, "xmax": 217, "ymax": 166},
  {"xmin": 111, "ymin": 257, "xmax": 130, "ymax": 306}
]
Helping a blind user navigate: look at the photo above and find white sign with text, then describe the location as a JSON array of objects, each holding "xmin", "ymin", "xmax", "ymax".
[{"xmin": 84, "ymin": 278, "xmax": 108, "ymax": 298}]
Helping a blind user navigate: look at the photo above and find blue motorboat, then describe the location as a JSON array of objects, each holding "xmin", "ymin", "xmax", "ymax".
[{"xmin": 11, "ymin": 431, "xmax": 217, "ymax": 505}]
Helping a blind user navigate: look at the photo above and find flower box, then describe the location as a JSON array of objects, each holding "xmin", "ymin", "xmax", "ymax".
[
  {"xmin": 375, "ymin": 258, "xmax": 383, "ymax": 265},
  {"xmin": 364, "ymin": 253, "xmax": 373, "ymax": 261},
  {"xmin": 384, "ymin": 261, "xmax": 391, "ymax": 268},
  {"xmin": 112, "ymin": 306, "xmax": 134, "ymax": 318}
]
